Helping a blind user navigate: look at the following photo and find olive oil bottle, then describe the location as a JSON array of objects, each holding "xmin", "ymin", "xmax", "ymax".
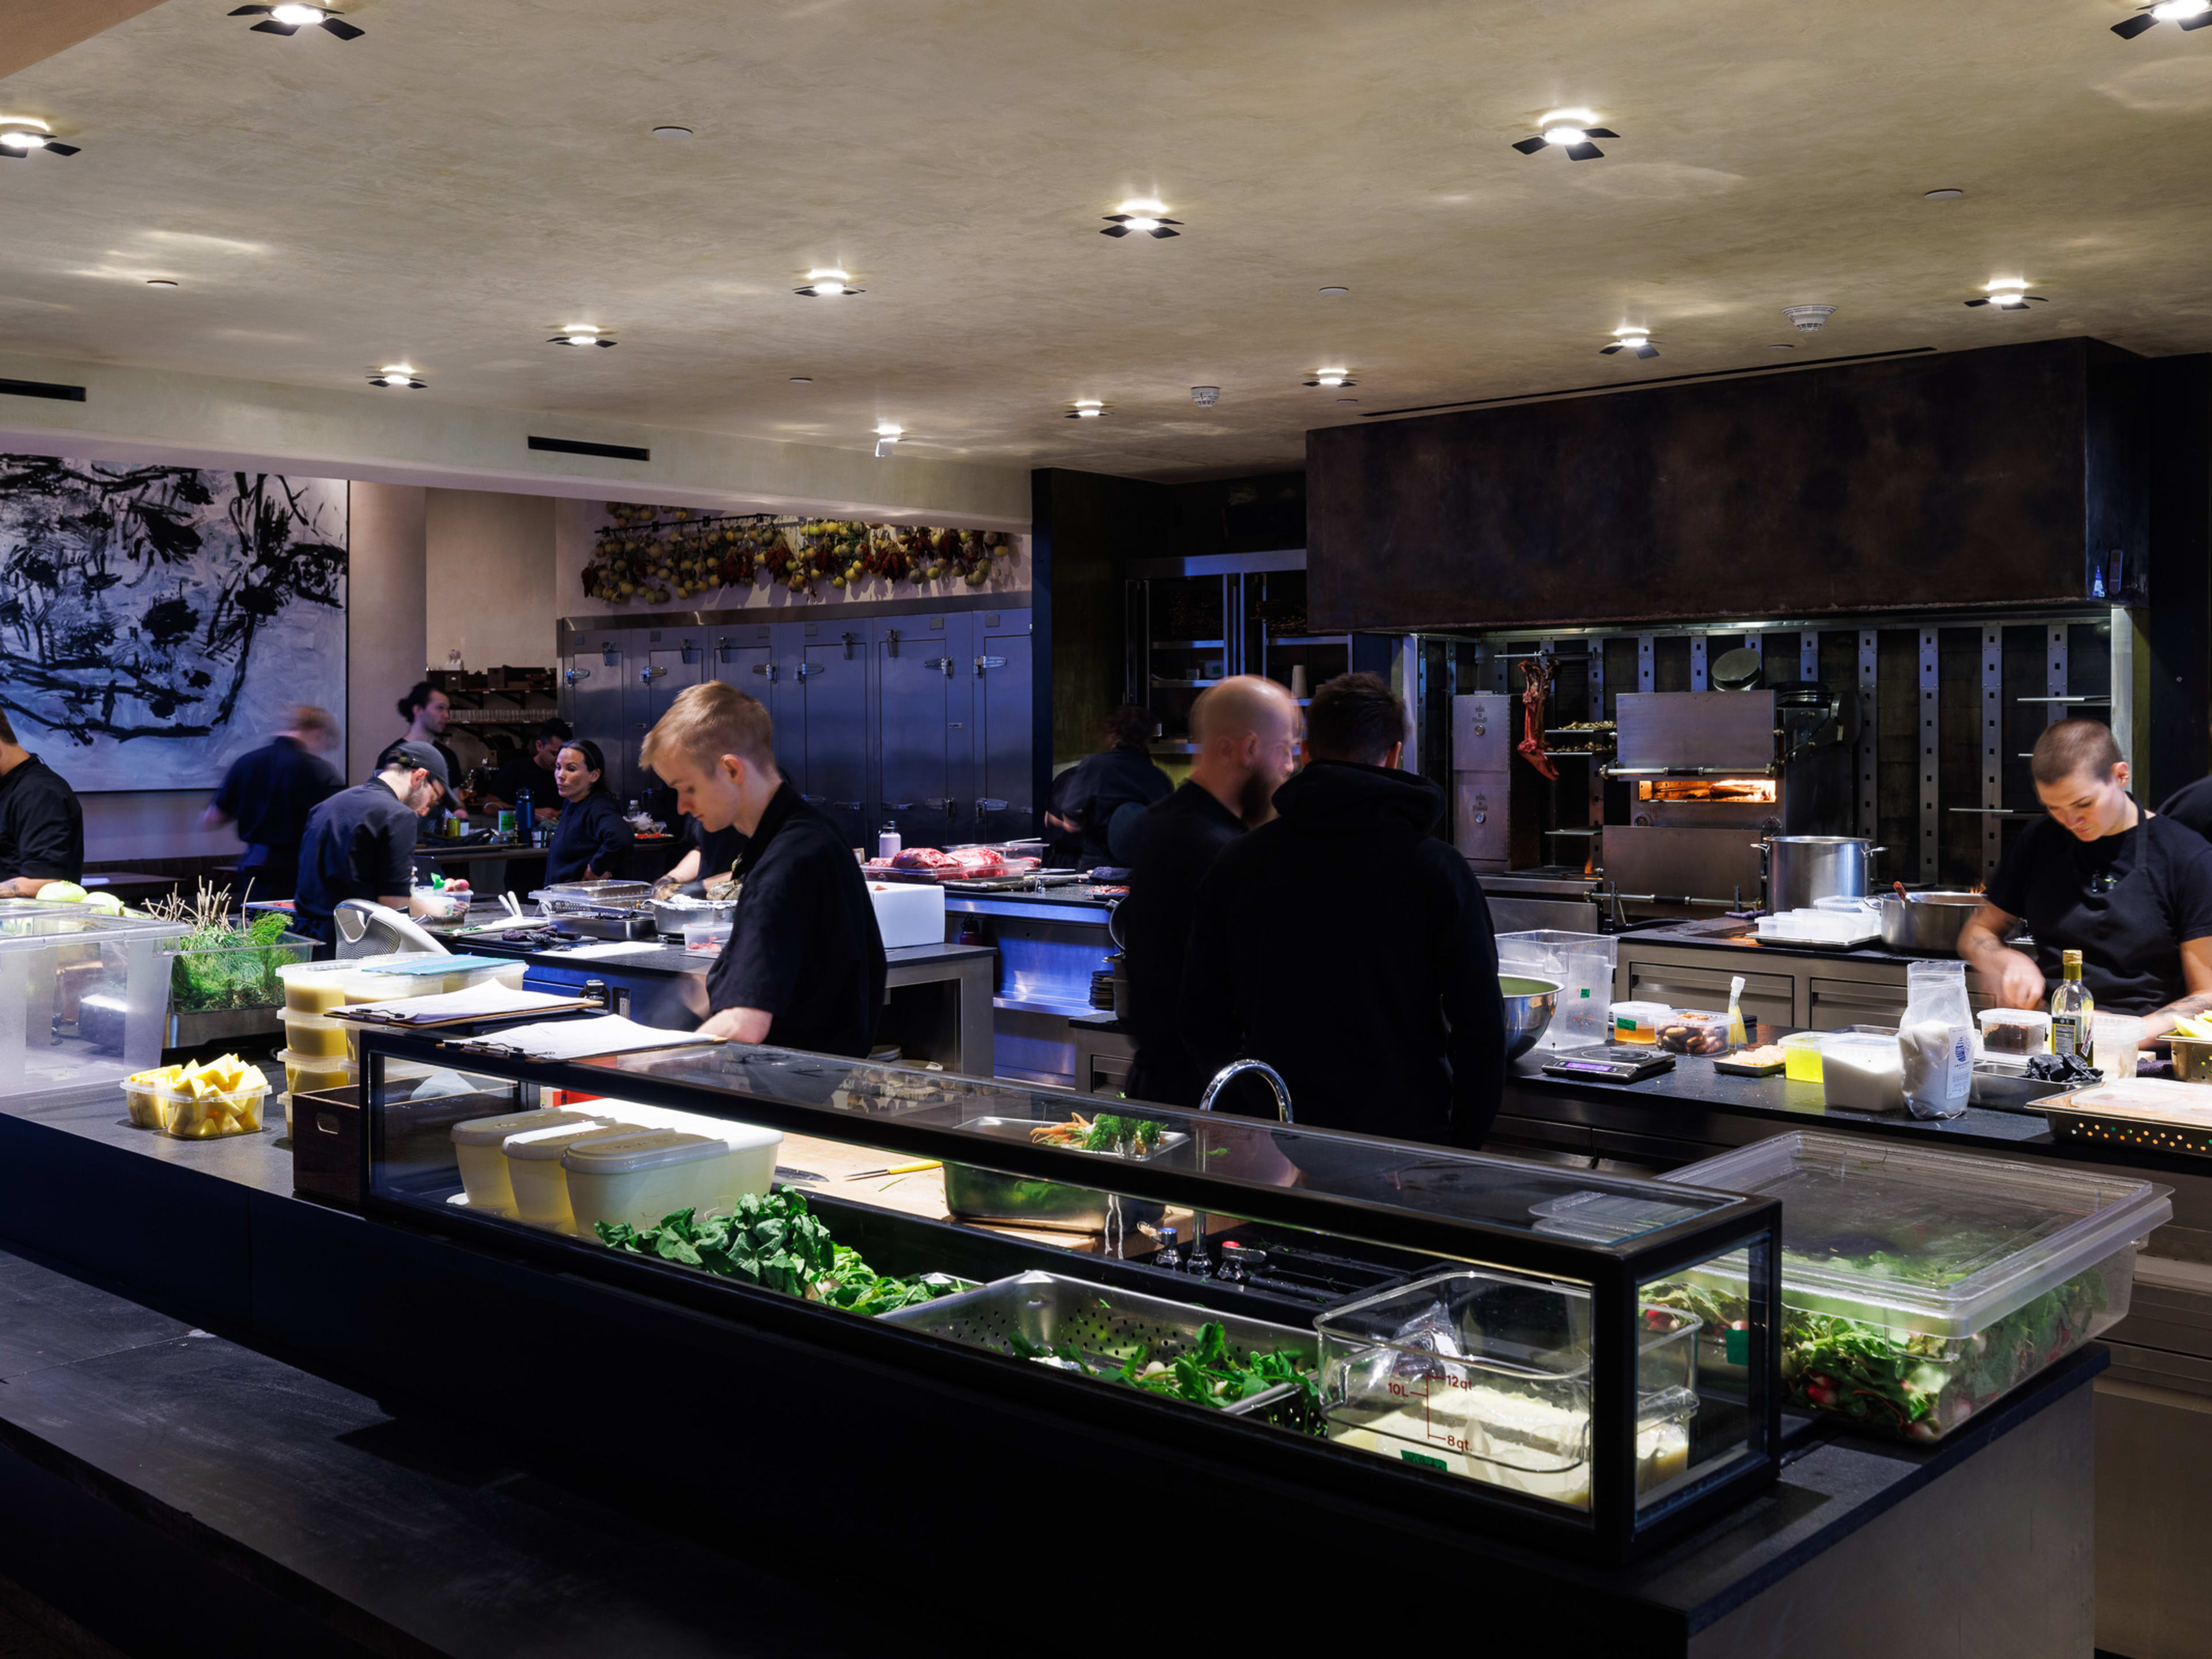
[{"xmin": 2050, "ymin": 949, "xmax": 2093, "ymax": 1058}]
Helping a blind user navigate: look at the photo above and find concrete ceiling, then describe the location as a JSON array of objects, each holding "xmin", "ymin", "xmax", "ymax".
[{"xmin": 2, "ymin": 0, "xmax": 2210, "ymax": 482}]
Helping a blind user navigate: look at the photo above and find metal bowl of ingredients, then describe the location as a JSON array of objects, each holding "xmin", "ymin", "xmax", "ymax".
[
  {"xmin": 1501, "ymin": 975, "xmax": 1560, "ymax": 1060},
  {"xmin": 647, "ymin": 895, "xmax": 738, "ymax": 937},
  {"xmin": 1878, "ymin": 892, "xmax": 1986, "ymax": 956}
]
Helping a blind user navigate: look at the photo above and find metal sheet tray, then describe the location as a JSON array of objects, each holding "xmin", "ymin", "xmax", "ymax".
[
  {"xmin": 941, "ymin": 1115, "xmax": 1188, "ymax": 1232},
  {"xmin": 880, "ymin": 1270, "xmax": 1315, "ymax": 1416}
]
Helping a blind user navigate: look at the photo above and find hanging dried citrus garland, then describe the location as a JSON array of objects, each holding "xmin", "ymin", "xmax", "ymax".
[{"xmin": 581, "ymin": 506, "xmax": 1012, "ymax": 603}]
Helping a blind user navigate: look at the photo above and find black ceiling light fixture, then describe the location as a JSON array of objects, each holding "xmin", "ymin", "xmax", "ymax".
[
  {"xmin": 228, "ymin": 4, "xmax": 364, "ymax": 39},
  {"xmin": 1101, "ymin": 198, "xmax": 1181, "ymax": 238},
  {"xmin": 0, "ymin": 120, "xmax": 79, "ymax": 159},
  {"xmin": 1303, "ymin": 368, "xmax": 1357, "ymax": 388},
  {"xmin": 1513, "ymin": 111, "xmax": 1619, "ymax": 161},
  {"xmin": 2113, "ymin": 0, "xmax": 2212, "ymax": 37},
  {"xmin": 1965, "ymin": 279, "xmax": 2046, "ymax": 311},
  {"xmin": 1601, "ymin": 328, "xmax": 1658, "ymax": 359},
  {"xmin": 550, "ymin": 325, "xmax": 616, "ymax": 347}
]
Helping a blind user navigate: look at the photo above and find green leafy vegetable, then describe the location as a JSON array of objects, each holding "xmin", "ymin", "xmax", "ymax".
[
  {"xmin": 596, "ymin": 1191, "xmax": 959, "ymax": 1312},
  {"xmin": 1003, "ymin": 1316, "xmax": 1321, "ymax": 1428}
]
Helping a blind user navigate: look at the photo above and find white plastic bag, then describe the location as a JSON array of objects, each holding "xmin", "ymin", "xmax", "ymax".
[{"xmin": 1899, "ymin": 961, "xmax": 1973, "ymax": 1120}]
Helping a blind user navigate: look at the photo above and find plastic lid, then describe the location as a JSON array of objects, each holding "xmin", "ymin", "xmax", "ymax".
[
  {"xmin": 1778, "ymin": 1031, "xmax": 1828, "ymax": 1050},
  {"xmin": 1611, "ymin": 1001, "xmax": 1671, "ymax": 1017},
  {"xmin": 1665, "ymin": 1129, "xmax": 2173, "ymax": 1336},
  {"xmin": 450, "ymin": 1108, "xmax": 599, "ymax": 1147},
  {"xmin": 561, "ymin": 1130, "xmax": 729, "ymax": 1174},
  {"xmin": 1979, "ymin": 1008, "xmax": 2051, "ymax": 1028},
  {"xmin": 503, "ymin": 1122, "xmax": 641, "ymax": 1160},
  {"xmin": 275, "ymin": 1048, "xmax": 358, "ymax": 1069}
]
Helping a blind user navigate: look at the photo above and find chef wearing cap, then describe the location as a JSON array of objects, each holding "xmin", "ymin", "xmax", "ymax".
[{"xmin": 292, "ymin": 740, "xmax": 448, "ymax": 950}]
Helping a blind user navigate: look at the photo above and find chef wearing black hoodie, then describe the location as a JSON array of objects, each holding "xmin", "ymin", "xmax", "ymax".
[{"xmin": 1180, "ymin": 672, "xmax": 1506, "ymax": 1149}]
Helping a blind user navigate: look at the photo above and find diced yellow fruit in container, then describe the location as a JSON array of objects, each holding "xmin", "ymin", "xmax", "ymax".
[
  {"xmin": 449, "ymin": 1109, "xmax": 604, "ymax": 1215},
  {"xmin": 502, "ymin": 1123, "xmax": 649, "ymax": 1229},
  {"xmin": 151, "ymin": 1081, "xmax": 268, "ymax": 1139},
  {"xmin": 563, "ymin": 1129, "xmax": 779, "ymax": 1236}
]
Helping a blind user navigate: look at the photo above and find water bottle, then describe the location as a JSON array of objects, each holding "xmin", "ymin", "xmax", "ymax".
[
  {"xmin": 878, "ymin": 821, "xmax": 902, "ymax": 861},
  {"xmin": 516, "ymin": 790, "xmax": 532, "ymax": 844}
]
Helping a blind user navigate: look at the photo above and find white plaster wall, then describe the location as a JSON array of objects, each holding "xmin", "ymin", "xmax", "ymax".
[
  {"xmin": 346, "ymin": 482, "xmax": 429, "ymax": 783},
  {"xmin": 427, "ymin": 489, "xmax": 558, "ymax": 669}
]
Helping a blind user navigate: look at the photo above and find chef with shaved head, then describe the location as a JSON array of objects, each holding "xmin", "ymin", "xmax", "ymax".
[{"xmin": 1118, "ymin": 675, "xmax": 1303, "ymax": 1106}]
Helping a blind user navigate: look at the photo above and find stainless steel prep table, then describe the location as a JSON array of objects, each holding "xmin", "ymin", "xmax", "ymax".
[
  {"xmin": 457, "ymin": 926, "xmax": 998, "ymax": 1078},
  {"xmin": 1495, "ymin": 1044, "xmax": 2212, "ymax": 1659},
  {"xmin": 940, "ymin": 882, "xmax": 1123, "ymax": 1086}
]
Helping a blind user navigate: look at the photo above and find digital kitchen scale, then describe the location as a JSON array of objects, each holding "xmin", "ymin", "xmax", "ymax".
[{"xmin": 1540, "ymin": 1046, "xmax": 1677, "ymax": 1084}]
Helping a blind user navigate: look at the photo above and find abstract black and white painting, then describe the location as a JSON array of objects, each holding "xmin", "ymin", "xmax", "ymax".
[{"xmin": 0, "ymin": 456, "xmax": 347, "ymax": 791}]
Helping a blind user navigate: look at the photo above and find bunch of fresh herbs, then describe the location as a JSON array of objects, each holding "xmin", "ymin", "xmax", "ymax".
[
  {"xmin": 147, "ymin": 881, "xmax": 307, "ymax": 1013},
  {"xmin": 596, "ymin": 1190, "xmax": 959, "ymax": 1312}
]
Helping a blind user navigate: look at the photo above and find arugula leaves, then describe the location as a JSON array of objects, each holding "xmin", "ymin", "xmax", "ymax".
[{"xmin": 596, "ymin": 1191, "xmax": 956, "ymax": 1310}]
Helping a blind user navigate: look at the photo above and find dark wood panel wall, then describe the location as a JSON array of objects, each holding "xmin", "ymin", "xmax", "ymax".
[{"xmin": 1306, "ymin": 338, "xmax": 2149, "ymax": 634}]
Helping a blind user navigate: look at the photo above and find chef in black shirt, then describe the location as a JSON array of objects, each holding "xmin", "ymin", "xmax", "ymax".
[
  {"xmin": 639, "ymin": 681, "xmax": 884, "ymax": 1055},
  {"xmin": 1961, "ymin": 719, "xmax": 2212, "ymax": 1035},
  {"xmin": 482, "ymin": 718, "xmax": 569, "ymax": 829},
  {"xmin": 544, "ymin": 740, "xmax": 635, "ymax": 884},
  {"xmin": 292, "ymin": 741, "xmax": 448, "ymax": 948},
  {"xmin": 1045, "ymin": 705, "xmax": 1172, "ymax": 869},
  {"xmin": 653, "ymin": 815, "xmax": 749, "ymax": 897},
  {"xmin": 1120, "ymin": 676, "xmax": 1302, "ymax": 1105},
  {"xmin": 203, "ymin": 704, "xmax": 343, "ymax": 900},
  {"xmin": 0, "ymin": 706, "xmax": 84, "ymax": 898}
]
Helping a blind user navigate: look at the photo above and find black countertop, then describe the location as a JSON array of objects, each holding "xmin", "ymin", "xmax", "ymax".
[{"xmin": 0, "ymin": 1077, "xmax": 2115, "ymax": 1650}]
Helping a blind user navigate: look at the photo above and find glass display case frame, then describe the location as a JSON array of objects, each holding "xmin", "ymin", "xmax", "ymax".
[{"xmin": 356, "ymin": 1029, "xmax": 1783, "ymax": 1562}]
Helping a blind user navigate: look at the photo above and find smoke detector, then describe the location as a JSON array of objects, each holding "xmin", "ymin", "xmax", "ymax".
[
  {"xmin": 1782, "ymin": 305, "xmax": 1838, "ymax": 334},
  {"xmin": 1191, "ymin": 386, "xmax": 1220, "ymax": 407}
]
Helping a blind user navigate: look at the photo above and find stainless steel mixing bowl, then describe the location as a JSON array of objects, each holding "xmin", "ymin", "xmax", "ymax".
[{"xmin": 1501, "ymin": 974, "xmax": 1560, "ymax": 1060}]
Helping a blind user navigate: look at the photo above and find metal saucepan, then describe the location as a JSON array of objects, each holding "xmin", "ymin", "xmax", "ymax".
[
  {"xmin": 1878, "ymin": 891, "xmax": 1987, "ymax": 956},
  {"xmin": 1758, "ymin": 836, "xmax": 1882, "ymax": 912}
]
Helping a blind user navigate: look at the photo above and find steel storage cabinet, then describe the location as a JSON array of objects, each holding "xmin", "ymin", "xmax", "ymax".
[{"xmin": 357, "ymin": 1029, "xmax": 1783, "ymax": 1563}]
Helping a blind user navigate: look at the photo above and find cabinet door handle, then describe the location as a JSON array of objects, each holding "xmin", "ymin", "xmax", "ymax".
[
  {"xmin": 974, "ymin": 655, "xmax": 1006, "ymax": 676},
  {"xmin": 752, "ymin": 662, "xmax": 779, "ymax": 683},
  {"xmin": 832, "ymin": 800, "xmax": 862, "ymax": 812},
  {"xmin": 924, "ymin": 798, "xmax": 955, "ymax": 813},
  {"xmin": 796, "ymin": 663, "xmax": 820, "ymax": 680},
  {"xmin": 923, "ymin": 656, "xmax": 955, "ymax": 677},
  {"xmin": 639, "ymin": 665, "xmax": 665, "ymax": 683},
  {"xmin": 563, "ymin": 668, "xmax": 591, "ymax": 685},
  {"xmin": 889, "ymin": 801, "xmax": 915, "ymax": 812},
  {"xmin": 975, "ymin": 798, "xmax": 1007, "ymax": 813},
  {"xmin": 801, "ymin": 794, "xmax": 826, "ymax": 805}
]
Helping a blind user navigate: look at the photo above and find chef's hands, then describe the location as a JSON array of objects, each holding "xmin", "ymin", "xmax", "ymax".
[
  {"xmin": 1983, "ymin": 948, "xmax": 2048, "ymax": 1010},
  {"xmin": 698, "ymin": 1005, "xmax": 772, "ymax": 1044}
]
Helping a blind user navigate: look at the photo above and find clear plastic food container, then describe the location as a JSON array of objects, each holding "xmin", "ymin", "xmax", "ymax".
[
  {"xmin": 563, "ymin": 1130, "xmax": 751, "ymax": 1234},
  {"xmin": 1314, "ymin": 1268, "xmax": 1702, "ymax": 1510},
  {"xmin": 501, "ymin": 1122, "xmax": 649, "ymax": 1229},
  {"xmin": 1820, "ymin": 1032, "xmax": 1904, "ymax": 1112},
  {"xmin": 276, "ymin": 1047, "xmax": 356, "ymax": 1099},
  {"xmin": 123, "ymin": 1066, "xmax": 168, "ymax": 1128},
  {"xmin": 684, "ymin": 921, "xmax": 734, "ymax": 956},
  {"xmin": 410, "ymin": 887, "xmax": 471, "ymax": 923},
  {"xmin": 1756, "ymin": 909, "xmax": 1879, "ymax": 946},
  {"xmin": 0, "ymin": 901, "xmax": 188, "ymax": 1108},
  {"xmin": 1609, "ymin": 1000, "xmax": 1670, "ymax": 1045},
  {"xmin": 449, "ymin": 1108, "xmax": 605, "ymax": 1214},
  {"xmin": 1497, "ymin": 930, "xmax": 1620, "ymax": 1050},
  {"xmin": 1656, "ymin": 1010, "xmax": 1729, "ymax": 1055},
  {"xmin": 1656, "ymin": 1131, "xmax": 2172, "ymax": 1440},
  {"xmin": 1779, "ymin": 1031, "xmax": 1828, "ymax": 1083},
  {"xmin": 1977, "ymin": 1007, "xmax": 2051, "ymax": 1056},
  {"xmin": 153, "ymin": 1078, "xmax": 270, "ymax": 1139},
  {"xmin": 282, "ymin": 1011, "xmax": 353, "ymax": 1060},
  {"xmin": 279, "ymin": 955, "xmax": 525, "ymax": 1010}
]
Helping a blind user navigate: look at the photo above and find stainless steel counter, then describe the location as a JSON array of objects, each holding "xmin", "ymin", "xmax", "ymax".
[{"xmin": 1609, "ymin": 922, "xmax": 1987, "ymax": 1030}]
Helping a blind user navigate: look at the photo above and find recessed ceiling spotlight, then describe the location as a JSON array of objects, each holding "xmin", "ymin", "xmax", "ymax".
[
  {"xmin": 1601, "ymin": 328, "xmax": 1657, "ymax": 359},
  {"xmin": 873, "ymin": 423, "xmax": 903, "ymax": 459},
  {"xmin": 550, "ymin": 325, "xmax": 616, "ymax": 347},
  {"xmin": 369, "ymin": 365, "xmax": 425, "ymax": 389},
  {"xmin": 796, "ymin": 268, "xmax": 862, "ymax": 297},
  {"xmin": 1319, "ymin": 285, "xmax": 1349, "ymax": 296},
  {"xmin": 145, "ymin": 278, "xmax": 179, "ymax": 287},
  {"xmin": 228, "ymin": 4, "xmax": 363, "ymax": 39},
  {"xmin": 2115, "ymin": 0, "xmax": 2212, "ymax": 37},
  {"xmin": 1335, "ymin": 397, "xmax": 1358, "ymax": 404},
  {"xmin": 1513, "ymin": 112, "xmax": 1619, "ymax": 161},
  {"xmin": 1925, "ymin": 188, "xmax": 1964, "ymax": 201},
  {"xmin": 1304, "ymin": 368, "xmax": 1357, "ymax": 388},
  {"xmin": 650, "ymin": 126, "xmax": 694, "ymax": 139},
  {"xmin": 789, "ymin": 376, "xmax": 814, "ymax": 384},
  {"xmin": 1768, "ymin": 342, "xmax": 1796, "ymax": 351},
  {"xmin": 1967, "ymin": 278, "xmax": 2046, "ymax": 311},
  {"xmin": 0, "ymin": 119, "xmax": 79, "ymax": 158},
  {"xmin": 1065, "ymin": 399, "xmax": 1109, "ymax": 419},
  {"xmin": 1101, "ymin": 198, "xmax": 1182, "ymax": 238},
  {"xmin": 1782, "ymin": 304, "xmax": 1838, "ymax": 334},
  {"xmin": 1191, "ymin": 386, "xmax": 1220, "ymax": 406}
]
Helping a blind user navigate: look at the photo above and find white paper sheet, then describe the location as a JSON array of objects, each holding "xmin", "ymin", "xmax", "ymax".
[
  {"xmin": 338, "ymin": 981, "xmax": 592, "ymax": 1025},
  {"xmin": 450, "ymin": 1016, "xmax": 716, "ymax": 1061}
]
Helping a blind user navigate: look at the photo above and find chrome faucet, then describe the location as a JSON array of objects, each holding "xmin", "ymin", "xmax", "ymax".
[
  {"xmin": 1198, "ymin": 1058, "xmax": 1294, "ymax": 1123},
  {"xmin": 1187, "ymin": 1059, "xmax": 1293, "ymax": 1275}
]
